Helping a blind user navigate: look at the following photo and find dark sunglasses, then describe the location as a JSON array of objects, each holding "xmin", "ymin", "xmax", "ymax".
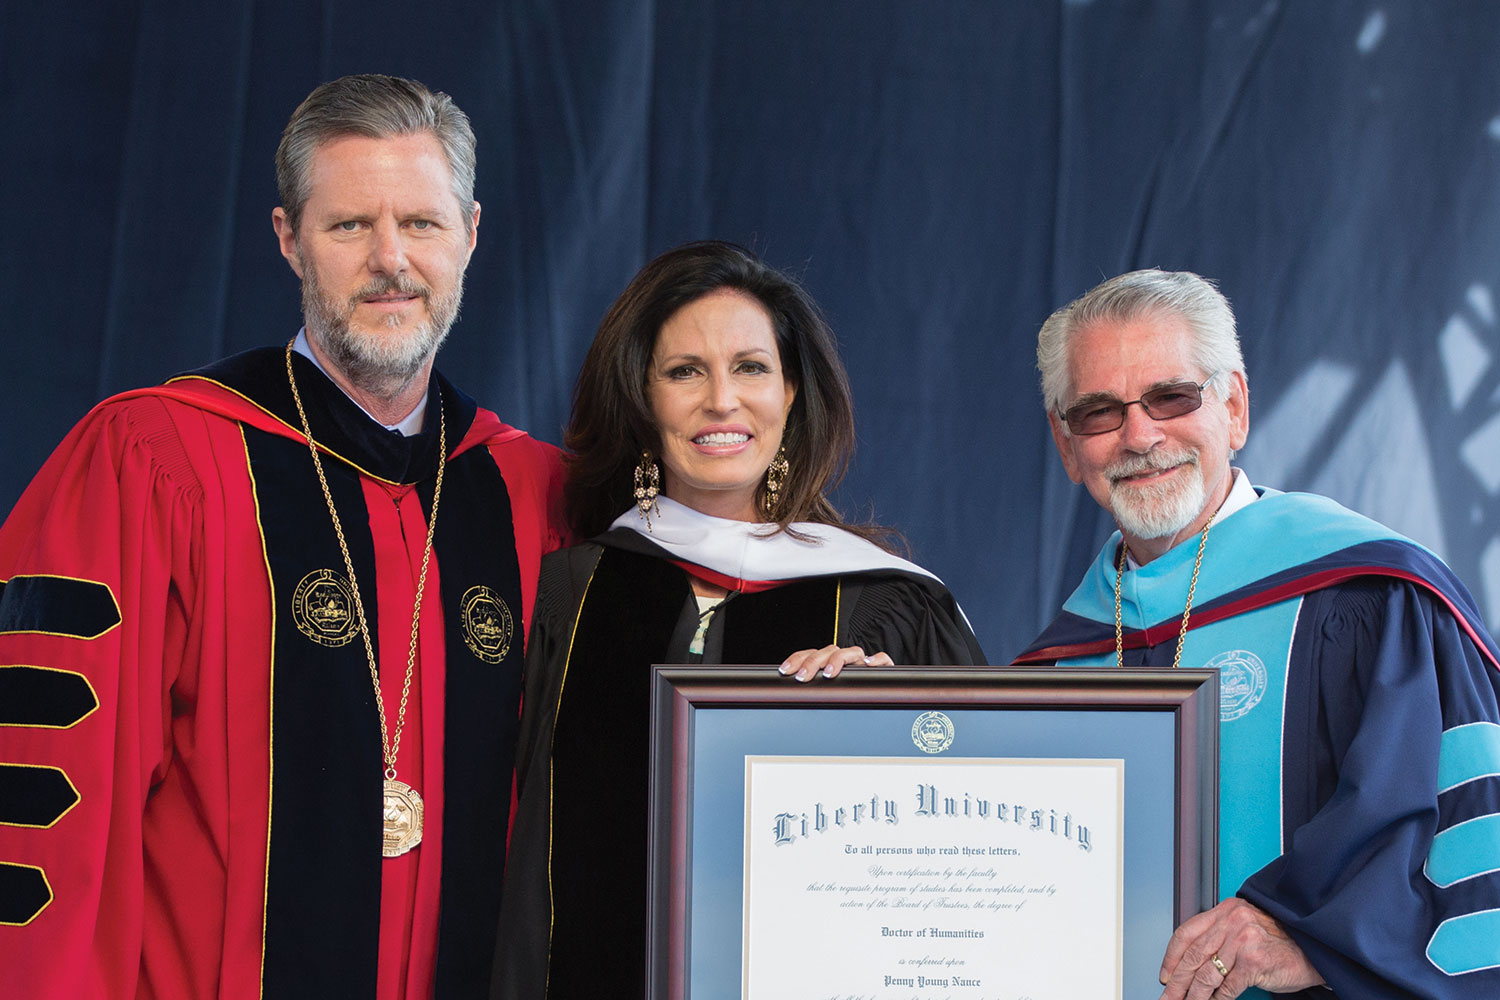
[{"xmin": 1060, "ymin": 373, "xmax": 1220, "ymax": 436}]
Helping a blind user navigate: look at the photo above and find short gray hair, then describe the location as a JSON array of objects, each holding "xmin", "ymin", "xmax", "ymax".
[
  {"xmin": 1036, "ymin": 269, "xmax": 1245, "ymax": 417},
  {"xmin": 276, "ymin": 74, "xmax": 476, "ymax": 236}
]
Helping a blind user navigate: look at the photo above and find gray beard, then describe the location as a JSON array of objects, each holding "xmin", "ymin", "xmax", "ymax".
[
  {"xmin": 1106, "ymin": 448, "xmax": 1206, "ymax": 540},
  {"xmin": 300, "ymin": 261, "xmax": 463, "ymax": 400}
]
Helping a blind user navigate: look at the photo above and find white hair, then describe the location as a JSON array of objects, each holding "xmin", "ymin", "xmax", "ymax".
[{"xmin": 1036, "ymin": 269, "xmax": 1245, "ymax": 418}]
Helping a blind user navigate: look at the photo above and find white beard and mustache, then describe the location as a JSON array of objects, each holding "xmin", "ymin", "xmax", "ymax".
[
  {"xmin": 1106, "ymin": 447, "xmax": 1207, "ymax": 540},
  {"xmin": 299, "ymin": 256, "xmax": 464, "ymax": 397}
]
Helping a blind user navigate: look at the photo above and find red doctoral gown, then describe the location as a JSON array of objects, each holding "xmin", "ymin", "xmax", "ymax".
[{"xmin": 0, "ymin": 346, "xmax": 566, "ymax": 998}]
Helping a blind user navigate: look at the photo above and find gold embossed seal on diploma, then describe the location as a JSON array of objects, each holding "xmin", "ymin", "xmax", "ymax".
[{"xmin": 910, "ymin": 710, "xmax": 955, "ymax": 754}]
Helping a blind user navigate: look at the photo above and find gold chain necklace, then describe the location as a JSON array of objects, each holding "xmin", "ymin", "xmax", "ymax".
[
  {"xmin": 285, "ymin": 345, "xmax": 445, "ymax": 858},
  {"xmin": 1114, "ymin": 511, "xmax": 1214, "ymax": 669}
]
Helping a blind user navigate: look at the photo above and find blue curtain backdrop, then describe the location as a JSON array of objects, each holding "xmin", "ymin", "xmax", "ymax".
[{"xmin": 4, "ymin": 1, "xmax": 1500, "ymax": 661}]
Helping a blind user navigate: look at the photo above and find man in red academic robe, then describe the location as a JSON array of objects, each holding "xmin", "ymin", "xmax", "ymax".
[{"xmin": 0, "ymin": 74, "xmax": 565, "ymax": 998}]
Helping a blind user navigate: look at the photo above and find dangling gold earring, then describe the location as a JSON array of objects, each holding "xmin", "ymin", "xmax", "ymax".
[
  {"xmin": 761, "ymin": 445, "xmax": 790, "ymax": 518},
  {"xmin": 633, "ymin": 450, "xmax": 660, "ymax": 532}
]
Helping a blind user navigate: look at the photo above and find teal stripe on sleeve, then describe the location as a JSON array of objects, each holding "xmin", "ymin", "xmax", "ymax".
[
  {"xmin": 1438, "ymin": 722, "xmax": 1500, "ymax": 793},
  {"xmin": 1428, "ymin": 909, "xmax": 1500, "ymax": 975},
  {"xmin": 1425, "ymin": 814, "xmax": 1500, "ymax": 888}
]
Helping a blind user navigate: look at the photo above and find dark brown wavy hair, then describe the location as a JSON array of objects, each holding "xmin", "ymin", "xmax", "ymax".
[{"xmin": 563, "ymin": 240, "xmax": 895, "ymax": 550}]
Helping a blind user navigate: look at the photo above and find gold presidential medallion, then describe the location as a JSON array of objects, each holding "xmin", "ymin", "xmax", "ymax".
[
  {"xmin": 382, "ymin": 778, "xmax": 425, "ymax": 857},
  {"xmin": 460, "ymin": 585, "xmax": 514, "ymax": 664},
  {"xmin": 287, "ymin": 345, "xmax": 447, "ymax": 861}
]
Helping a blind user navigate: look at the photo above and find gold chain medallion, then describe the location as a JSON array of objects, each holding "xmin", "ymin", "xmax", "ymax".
[
  {"xmin": 286, "ymin": 344, "xmax": 445, "ymax": 858},
  {"xmin": 382, "ymin": 779, "xmax": 425, "ymax": 856},
  {"xmin": 1114, "ymin": 511, "xmax": 1215, "ymax": 670}
]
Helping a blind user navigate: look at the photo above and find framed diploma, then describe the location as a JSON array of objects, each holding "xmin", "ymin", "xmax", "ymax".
[{"xmin": 647, "ymin": 666, "xmax": 1217, "ymax": 1000}]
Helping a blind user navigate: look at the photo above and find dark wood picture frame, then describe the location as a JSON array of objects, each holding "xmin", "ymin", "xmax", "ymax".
[{"xmin": 647, "ymin": 665, "xmax": 1218, "ymax": 999}]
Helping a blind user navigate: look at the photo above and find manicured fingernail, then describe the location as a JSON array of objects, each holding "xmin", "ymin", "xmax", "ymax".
[
  {"xmin": 862, "ymin": 655, "xmax": 873, "ymax": 665},
  {"xmin": 796, "ymin": 670, "xmax": 812, "ymax": 682},
  {"xmin": 778, "ymin": 662, "xmax": 793, "ymax": 674},
  {"xmin": 822, "ymin": 667, "xmax": 834, "ymax": 678}
]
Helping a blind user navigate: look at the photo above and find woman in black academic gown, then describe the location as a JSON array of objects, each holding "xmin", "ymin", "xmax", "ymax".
[{"xmin": 491, "ymin": 241, "xmax": 983, "ymax": 999}]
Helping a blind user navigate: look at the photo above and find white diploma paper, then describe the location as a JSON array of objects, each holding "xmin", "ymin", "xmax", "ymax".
[{"xmin": 743, "ymin": 756, "xmax": 1124, "ymax": 999}]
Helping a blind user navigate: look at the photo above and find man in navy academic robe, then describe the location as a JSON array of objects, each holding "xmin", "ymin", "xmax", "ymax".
[{"xmin": 1017, "ymin": 269, "xmax": 1500, "ymax": 1000}]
